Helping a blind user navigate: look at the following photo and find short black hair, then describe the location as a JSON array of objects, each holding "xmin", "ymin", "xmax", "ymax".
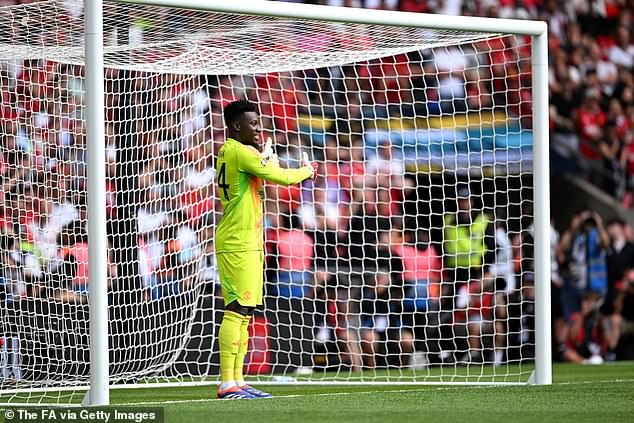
[{"xmin": 223, "ymin": 99, "xmax": 258, "ymax": 127}]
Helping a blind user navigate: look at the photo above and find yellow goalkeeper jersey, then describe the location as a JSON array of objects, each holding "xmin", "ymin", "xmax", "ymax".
[{"xmin": 214, "ymin": 138, "xmax": 312, "ymax": 253}]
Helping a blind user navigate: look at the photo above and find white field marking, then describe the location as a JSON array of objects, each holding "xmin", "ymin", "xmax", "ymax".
[
  {"xmin": 555, "ymin": 378, "xmax": 634, "ymax": 386},
  {"xmin": 122, "ymin": 378, "xmax": 634, "ymax": 406},
  {"xmin": 2, "ymin": 379, "xmax": 631, "ymax": 408}
]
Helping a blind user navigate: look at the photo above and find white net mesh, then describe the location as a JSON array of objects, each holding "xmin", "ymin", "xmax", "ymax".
[{"xmin": 0, "ymin": 0, "xmax": 536, "ymax": 403}]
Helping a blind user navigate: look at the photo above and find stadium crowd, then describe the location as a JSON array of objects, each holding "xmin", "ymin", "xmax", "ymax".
[
  {"xmin": 0, "ymin": 0, "xmax": 633, "ymax": 382},
  {"xmin": 290, "ymin": 0, "xmax": 634, "ymax": 206}
]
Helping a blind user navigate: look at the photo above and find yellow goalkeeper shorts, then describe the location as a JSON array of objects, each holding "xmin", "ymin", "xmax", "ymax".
[{"xmin": 217, "ymin": 250, "xmax": 264, "ymax": 307}]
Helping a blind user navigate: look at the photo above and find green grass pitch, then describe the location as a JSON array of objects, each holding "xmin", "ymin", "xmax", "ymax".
[
  {"xmin": 105, "ymin": 362, "xmax": 633, "ymax": 423},
  {"xmin": 1, "ymin": 362, "xmax": 632, "ymax": 423}
]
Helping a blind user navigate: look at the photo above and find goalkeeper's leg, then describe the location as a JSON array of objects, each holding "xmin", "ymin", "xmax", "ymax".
[
  {"xmin": 217, "ymin": 303, "xmax": 259, "ymax": 399},
  {"xmin": 217, "ymin": 251, "xmax": 270, "ymax": 398},
  {"xmin": 233, "ymin": 252, "xmax": 272, "ymax": 398},
  {"xmin": 234, "ymin": 313, "xmax": 272, "ymax": 398},
  {"xmin": 219, "ymin": 301, "xmax": 271, "ymax": 398},
  {"xmin": 218, "ymin": 309, "xmax": 248, "ymax": 389},
  {"xmin": 234, "ymin": 313, "xmax": 251, "ymax": 386}
]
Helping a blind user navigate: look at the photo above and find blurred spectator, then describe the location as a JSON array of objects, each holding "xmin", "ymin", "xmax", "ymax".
[
  {"xmin": 559, "ymin": 210, "xmax": 610, "ymax": 319},
  {"xmin": 349, "ymin": 244, "xmax": 411, "ymax": 368},
  {"xmin": 606, "ymin": 218, "xmax": 634, "ymax": 305},
  {"xmin": 268, "ymin": 214, "xmax": 315, "ymax": 298},
  {"xmin": 615, "ymin": 267, "xmax": 634, "ymax": 359},
  {"xmin": 13, "ymin": 224, "xmax": 43, "ymax": 290},
  {"xmin": 0, "ymin": 229, "xmax": 27, "ymax": 383},
  {"xmin": 488, "ymin": 210, "xmax": 517, "ymax": 292},
  {"xmin": 453, "ymin": 273, "xmax": 495, "ymax": 363},
  {"xmin": 50, "ymin": 220, "xmax": 90, "ymax": 303},
  {"xmin": 541, "ymin": 0, "xmax": 569, "ymax": 40},
  {"xmin": 266, "ymin": 246, "xmax": 328, "ymax": 374},
  {"xmin": 309, "ymin": 270, "xmax": 364, "ymax": 370},
  {"xmin": 391, "ymin": 227, "xmax": 443, "ymax": 363},
  {"xmin": 180, "ymin": 130, "xmax": 215, "ymax": 222},
  {"xmin": 483, "ymin": 212, "xmax": 517, "ymax": 365},
  {"xmin": 608, "ymin": 26, "xmax": 634, "ymax": 69},
  {"xmin": 366, "ymin": 140, "xmax": 405, "ymax": 190},
  {"xmin": 153, "ymin": 211, "xmax": 200, "ymax": 298},
  {"xmin": 598, "ymin": 121, "xmax": 627, "ymax": 197},
  {"xmin": 434, "ymin": 46, "xmax": 467, "ymax": 113},
  {"xmin": 319, "ymin": 136, "xmax": 353, "ymax": 202},
  {"xmin": 563, "ymin": 291, "xmax": 621, "ymax": 364},
  {"xmin": 50, "ymin": 208, "xmax": 116, "ymax": 303},
  {"xmin": 197, "ymin": 212, "xmax": 219, "ymax": 296},
  {"xmin": 347, "ymin": 187, "xmax": 390, "ymax": 270},
  {"xmin": 298, "ymin": 138, "xmax": 349, "ymax": 269},
  {"xmin": 576, "ymin": 88, "xmax": 607, "ymax": 160},
  {"xmin": 441, "ymin": 186, "xmax": 498, "ymax": 362},
  {"xmin": 584, "ymin": 41, "xmax": 618, "ymax": 97},
  {"xmin": 442, "ymin": 185, "xmax": 495, "ymax": 294},
  {"xmin": 507, "ymin": 272, "xmax": 536, "ymax": 363},
  {"xmin": 392, "ymin": 228, "xmax": 441, "ymax": 315},
  {"xmin": 138, "ymin": 186, "xmax": 170, "ymax": 300},
  {"xmin": 257, "ymin": 74, "xmax": 309, "ymax": 133},
  {"xmin": 298, "ymin": 185, "xmax": 341, "ymax": 268},
  {"xmin": 357, "ymin": 270, "xmax": 414, "ymax": 368},
  {"xmin": 550, "ymin": 218, "xmax": 569, "ymax": 362},
  {"xmin": 550, "ymin": 76, "xmax": 579, "ymax": 155},
  {"xmin": 26, "ymin": 180, "xmax": 79, "ymax": 266}
]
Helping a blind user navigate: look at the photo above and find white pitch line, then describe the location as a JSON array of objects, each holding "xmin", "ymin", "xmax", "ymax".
[
  {"xmin": 556, "ymin": 378, "xmax": 634, "ymax": 386},
  {"xmin": 123, "ymin": 378, "xmax": 634, "ymax": 407},
  {"xmin": 128, "ymin": 390, "xmax": 422, "ymax": 406}
]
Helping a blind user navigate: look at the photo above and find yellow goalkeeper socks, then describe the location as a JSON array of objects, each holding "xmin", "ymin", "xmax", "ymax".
[
  {"xmin": 235, "ymin": 314, "xmax": 251, "ymax": 387},
  {"xmin": 219, "ymin": 310, "xmax": 244, "ymax": 388}
]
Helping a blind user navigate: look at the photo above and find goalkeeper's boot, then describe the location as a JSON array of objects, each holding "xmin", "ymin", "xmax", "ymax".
[
  {"xmin": 217, "ymin": 386, "xmax": 257, "ymax": 400},
  {"xmin": 239, "ymin": 385, "xmax": 273, "ymax": 398}
]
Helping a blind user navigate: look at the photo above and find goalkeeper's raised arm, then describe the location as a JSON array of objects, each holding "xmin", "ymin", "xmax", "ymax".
[
  {"xmin": 235, "ymin": 138, "xmax": 316, "ymax": 186},
  {"xmin": 212, "ymin": 99, "xmax": 316, "ymax": 400}
]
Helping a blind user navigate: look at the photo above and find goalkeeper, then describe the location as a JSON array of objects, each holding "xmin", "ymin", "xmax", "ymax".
[{"xmin": 214, "ymin": 99, "xmax": 317, "ymax": 399}]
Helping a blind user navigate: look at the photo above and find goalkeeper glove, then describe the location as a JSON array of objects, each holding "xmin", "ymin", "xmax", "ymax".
[
  {"xmin": 261, "ymin": 137, "xmax": 279, "ymax": 166},
  {"xmin": 302, "ymin": 152, "xmax": 318, "ymax": 181}
]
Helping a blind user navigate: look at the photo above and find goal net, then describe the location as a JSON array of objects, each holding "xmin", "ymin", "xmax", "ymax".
[{"xmin": 0, "ymin": 0, "xmax": 541, "ymax": 404}]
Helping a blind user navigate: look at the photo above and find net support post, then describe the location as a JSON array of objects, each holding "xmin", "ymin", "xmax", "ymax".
[
  {"xmin": 530, "ymin": 26, "xmax": 552, "ymax": 386},
  {"xmin": 85, "ymin": 0, "xmax": 110, "ymax": 404}
]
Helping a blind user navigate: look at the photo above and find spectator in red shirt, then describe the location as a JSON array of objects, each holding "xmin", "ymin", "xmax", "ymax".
[
  {"xmin": 268, "ymin": 214, "xmax": 315, "ymax": 298},
  {"xmin": 563, "ymin": 291, "xmax": 620, "ymax": 364},
  {"xmin": 576, "ymin": 88, "xmax": 607, "ymax": 160},
  {"xmin": 453, "ymin": 274, "xmax": 496, "ymax": 364},
  {"xmin": 391, "ymin": 228, "xmax": 441, "ymax": 312},
  {"xmin": 391, "ymin": 227, "xmax": 443, "ymax": 360},
  {"xmin": 51, "ymin": 220, "xmax": 89, "ymax": 303},
  {"xmin": 179, "ymin": 132, "xmax": 215, "ymax": 223},
  {"xmin": 397, "ymin": 0, "xmax": 428, "ymax": 13}
]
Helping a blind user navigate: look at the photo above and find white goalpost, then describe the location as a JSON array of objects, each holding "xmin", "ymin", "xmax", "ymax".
[{"xmin": 0, "ymin": 0, "xmax": 550, "ymax": 406}]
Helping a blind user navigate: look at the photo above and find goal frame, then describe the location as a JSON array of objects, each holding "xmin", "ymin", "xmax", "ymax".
[{"xmin": 80, "ymin": 0, "xmax": 550, "ymax": 405}]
